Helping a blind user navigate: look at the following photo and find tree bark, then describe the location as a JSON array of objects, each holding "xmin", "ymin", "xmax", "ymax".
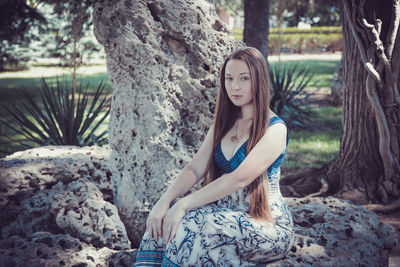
[
  {"xmin": 323, "ymin": 0, "xmax": 400, "ymax": 205},
  {"xmin": 243, "ymin": 0, "xmax": 270, "ymax": 60}
]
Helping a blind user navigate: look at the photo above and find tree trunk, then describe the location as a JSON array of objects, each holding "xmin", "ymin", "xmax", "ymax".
[
  {"xmin": 324, "ymin": 0, "xmax": 400, "ymax": 205},
  {"xmin": 243, "ymin": 0, "xmax": 270, "ymax": 60}
]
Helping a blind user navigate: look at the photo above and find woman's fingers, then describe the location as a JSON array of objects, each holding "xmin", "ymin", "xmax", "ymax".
[
  {"xmin": 157, "ymin": 219, "xmax": 162, "ymax": 241},
  {"xmin": 162, "ymin": 221, "xmax": 170, "ymax": 243},
  {"xmin": 147, "ymin": 216, "xmax": 164, "ymax": 242},
  {"xmin": 152, "ymin": 223, "xmax": 158, "ymax": 242},
  {"xmin": 147, "ymin": 220, "xmax": 153, "ymax": 239}
]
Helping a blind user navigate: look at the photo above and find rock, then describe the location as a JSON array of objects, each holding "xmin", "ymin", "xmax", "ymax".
[
  {"xmin": 2, "ymin": 178, "xmax": 131, "ymax": 250},
  {"xmin": 0, "ymin": 145, "xmax": 113, "ymax": 229},
  {"xmin": 108, "ymin": 249, "xmax": 139, "ymax": 267},
  {"xmin": 93, "ymin": 0, "xmax": 243, "ymax": 246},
  {"xmin": 0, "ymin": 144, "xmax": 396, "ymax": 266},
  {"xmin": 0, "ymin": 232, "xmax": 115, "ymax": 267},
  {"xmin": 267, "ymin": 197, "xmax": 397, "ymax": 267}
]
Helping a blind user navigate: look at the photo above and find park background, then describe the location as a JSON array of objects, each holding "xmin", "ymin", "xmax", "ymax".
[{"xmin": 0, "ymin": 0, "xmax": 399, "ymax": 266}]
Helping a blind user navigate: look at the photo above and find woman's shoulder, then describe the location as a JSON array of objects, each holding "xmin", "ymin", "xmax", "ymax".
[{"xmin": 267, "ymin": 113, "xmax": 287, "ymax": 127}]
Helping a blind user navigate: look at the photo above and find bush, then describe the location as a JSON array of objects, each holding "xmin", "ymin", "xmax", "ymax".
[
  {"xmin": 268, "ymin": 63, "xmax": 317, "ymax": 129},
  {"xmin": 0, "ymin": 77, "xmax": 110, "ymax": 148},
  {"xmin": 232, "ymin": 26, "xmax": 343, "ymax": 53}
]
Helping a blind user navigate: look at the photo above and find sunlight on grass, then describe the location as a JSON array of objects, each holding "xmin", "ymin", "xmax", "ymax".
[
  {"xmin": 282, "ymin": 106, "xmax": 342, "ymax": 172},
  {"xmin": 269, "ymin": 59, "xmax": 340, "ymax": 88},
  {"xmin": 0, "ymin": 73, "xmax": 112, "ymax": 101}
]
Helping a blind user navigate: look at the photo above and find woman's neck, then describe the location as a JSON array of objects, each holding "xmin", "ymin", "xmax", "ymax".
[{"xmin": 239, "ymin": 103, "xmax": 254, "ymax": 120}]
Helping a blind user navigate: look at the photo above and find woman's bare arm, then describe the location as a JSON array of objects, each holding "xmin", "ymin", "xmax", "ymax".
[
  {"xmin": 146, "ymin": 125, "xmax": 214, "ymax": 241},
  {"xmin": 181, "ymin": 122, "xmax": 287, "ymax": 211}
]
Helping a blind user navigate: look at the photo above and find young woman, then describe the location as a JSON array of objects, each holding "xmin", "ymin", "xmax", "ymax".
[{"xmin": 135, "ymin": 47, "xmax": 294, "ymax": 266}]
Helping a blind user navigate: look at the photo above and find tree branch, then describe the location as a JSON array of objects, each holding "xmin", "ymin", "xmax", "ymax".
[
  {"xmin": 362, "ymin": 18, "xmax": 391, "ymax": 72},
  {"xmin": 385, "ymin": 1, "xmax": 400, "ymax": 60},
  {"xmin": 365, "ymin": 74, "xmax": 395, "ymax": 180},
  {"xmin": 343, "ymin": 0, "xmax": 383, "ymax": 87}
]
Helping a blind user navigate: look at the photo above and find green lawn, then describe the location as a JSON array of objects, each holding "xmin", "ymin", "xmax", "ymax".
[
  {"xmin": 0, "ymin": 72, "xmax": 112, "ymax": 101},
  {"xmin": 269, "ymin": 59, "xmax": 340, "ymax": 88},
  {"xmin": 282, "ymin": 106, "xmax": 342, "ymax": 173}
]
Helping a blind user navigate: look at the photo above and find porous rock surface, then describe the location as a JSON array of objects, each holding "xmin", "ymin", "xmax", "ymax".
[
  {"xmin": 0, "ymin": 147, "xmax": 397, "ymax": 265},
  {"xmin": 0, "ymin": 232, "xmax": 117, "ymax": 267},
  {"xmin": 93, "ymin": 0, "xmax": 242, "ymax": 246},
  {"xmin": 268, "ymin": 197, "xmax": 397, "ymax": 267},
  {"xmin": 0, "ymin": 145, "xmax": 113, "ymax": 210},
  {"xmin": 2, "ymin": 178, "xmax": 131, "ymax": 250},
  {"xmin": 0, "ymin": 146, "xmax": 132, "ymax": 266}
]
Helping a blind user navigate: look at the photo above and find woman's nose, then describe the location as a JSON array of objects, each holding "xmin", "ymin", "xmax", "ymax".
[{"xmin": 232, "ymin": 80, "xmax": 240, "ymax": 90}]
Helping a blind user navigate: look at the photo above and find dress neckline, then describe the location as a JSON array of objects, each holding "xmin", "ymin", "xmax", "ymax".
[
  {"xmin": 218, "ymin": 139, "xmax": 248, "ymax": 162},
  {"xmin": 218, "ymin": 116, "xmax": 279, "ymax": 162}
]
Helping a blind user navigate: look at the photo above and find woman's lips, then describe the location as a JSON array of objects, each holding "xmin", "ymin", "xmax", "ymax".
[{"xmin": 232, "ymin": 95, "xmax": 242, "ymax": 99}]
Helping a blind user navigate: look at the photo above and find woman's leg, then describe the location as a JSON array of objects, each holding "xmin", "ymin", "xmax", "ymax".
[{"xmin": 162, "ymin": 205, "xmax": 293, "ymax": 266}]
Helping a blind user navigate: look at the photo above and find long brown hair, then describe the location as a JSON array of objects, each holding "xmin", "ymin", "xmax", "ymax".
[{"xmin": 205, "ymin": 47, "xmax": 274, "ymax": 222}]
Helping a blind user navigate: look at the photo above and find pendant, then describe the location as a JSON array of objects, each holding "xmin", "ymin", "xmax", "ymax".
[{"xmin": 231, "ymin": 135, "xmax": 237, "ymax": 142}]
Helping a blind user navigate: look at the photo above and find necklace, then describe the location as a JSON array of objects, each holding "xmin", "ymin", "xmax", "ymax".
[{"xmin": 230, "ymin": 120, "xmax": 239, "ymax": 142}]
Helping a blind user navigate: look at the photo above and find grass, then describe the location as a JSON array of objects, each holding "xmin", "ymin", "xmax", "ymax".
[
  {"xmin": 282, "ymin": 106, "xmax": 342, "ymax": 173},
  {"xmin": 0, "ymin": 72, "xmax": 112, "ymax": 101},
  {"xmin": 269, "ymin": 59, "xmax": 340, "ymax": 88}
]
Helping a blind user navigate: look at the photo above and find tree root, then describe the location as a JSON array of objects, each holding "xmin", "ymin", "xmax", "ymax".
[
  {"xmin": 363, "ymin": 198, "xmax": 400, "ymax": 213},
  {"xmin": 280, "ymin": 165, "xmax": 328, "ymax": 197}
]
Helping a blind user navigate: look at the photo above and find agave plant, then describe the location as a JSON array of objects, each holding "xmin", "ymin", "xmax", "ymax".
[
  {"xmin": 268, "ymin": 63, "xmax": 317, "ymax": 129},
  {"xmin": 0, "ymin": 77, "xmax": 110, "ymax": 148}
]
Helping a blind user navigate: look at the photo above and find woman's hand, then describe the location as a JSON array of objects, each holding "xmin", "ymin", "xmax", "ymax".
[
  {"xmin": 162, "ymin": 200, "xmax": 186, "ymax": 244},
  {"xmin": 146, "ymin": 199, "xmax": 170, "ymax": 242}
]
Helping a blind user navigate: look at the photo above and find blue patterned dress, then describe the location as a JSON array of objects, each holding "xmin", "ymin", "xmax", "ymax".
[{"xmin": 135, "ymin": 116, "xmax": 294, "ymax": 266}]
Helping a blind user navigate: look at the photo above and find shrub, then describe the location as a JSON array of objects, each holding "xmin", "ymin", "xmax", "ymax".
[
  {"xmin": 232, "ymin": 26, "xmax": 343, "ymax": 53},
  {"xmin": 0, "ymin": 77, "xmax": 110, "ymax": 148},
  {"xmin": 268, "ymin": 63, "xmax": 317, "ymax": 129}
]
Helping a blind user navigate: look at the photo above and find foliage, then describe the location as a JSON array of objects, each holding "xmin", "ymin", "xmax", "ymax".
[
  {"xmin": 268, "ymin": 62, "xmax": 317, "ymax": 129},
  {"xmin": 214, "ymin": 0, "xmax": 243, "ymax": 15},
  {"xmin": 269, "ymin": 0, "xmax": 341, "ymax": 27},
  {"xmin": 233, "ymin": 26, "xmax": 343, "ymax": 53},
  {"xmin": 0, "ymin": 78, "xmax": 110, "ymax": 148},
  {"xmin": 268, "ymin": 33, "xmax": 343, "ymax": 54},
  {"xmin": 39, "ymin": 0, "xmax": 101, "ymax": 67},
  {"xmin": 0, "ymin": 0, "xmax": 102, "ymax": 71},
  {"xmin": 0, "ymin": 0, "xmax": 46, "ymax": 71},
  {"xmin": 269, "ymin": 26, "xmax": 342, "ymax": 34}
]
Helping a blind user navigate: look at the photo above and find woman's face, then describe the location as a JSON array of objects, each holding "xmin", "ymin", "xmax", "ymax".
[{"xmin": 224, "ymin": 59, "xmax": 253, "ymax": 108}]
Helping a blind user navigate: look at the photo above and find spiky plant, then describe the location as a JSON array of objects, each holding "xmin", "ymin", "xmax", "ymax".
[
  {"xmin": 268, "ymin": 63, "xmax": 317, "ymax": 129},
  {"xmin": 0, "ymin": 77, "xmax": 110, "ymax": 148}
]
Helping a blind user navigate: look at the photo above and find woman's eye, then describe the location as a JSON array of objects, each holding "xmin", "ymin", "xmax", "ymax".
[
  {"xmin": 241, "ymin": 77, "xmax": 249, "ymax": 81},
  {"xmin": 225, "ymin": 77, "xmax": 232, "ymax": 81}
]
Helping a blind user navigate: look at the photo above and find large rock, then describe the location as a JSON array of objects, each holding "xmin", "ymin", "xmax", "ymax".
[
  {"xmin": 2, "ymin": 178, "xmax": 131, "ymax": 250},
  {"xmin": 0, "ymin": 145, "xmax": 113, "ymax": 230},
  {"xmin": 93, "ymin": 0, "xmax": 242, "ymax": 246},
  {"xmin": 268, "ymin": 197, "xmax": 397, "ymax": 267},
  {"xmin": 0, "ymin": 232, "xmax": 116, "ymax": 267},
  {"xmin": 0, "ymin": 147, "xmax": 397, "ymax": 265}
]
